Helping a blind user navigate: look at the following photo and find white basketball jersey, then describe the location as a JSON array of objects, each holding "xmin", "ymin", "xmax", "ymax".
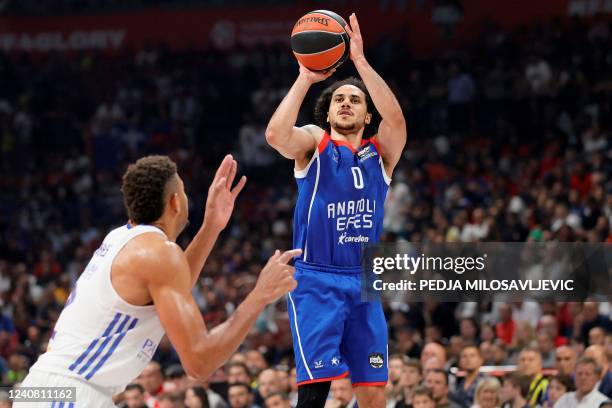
[{"xmin": 31, "ymin": 224, "xmax": 167, "ymax": 395}]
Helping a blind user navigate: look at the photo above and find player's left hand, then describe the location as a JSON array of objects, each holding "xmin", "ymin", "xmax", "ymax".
[
  {"xmin": 203, "ymin": 154, "xmax": 246, "ymax": 232},
  {"xmin": 345, "ymin": 13, "xmax": 365, "ymax": 63}
]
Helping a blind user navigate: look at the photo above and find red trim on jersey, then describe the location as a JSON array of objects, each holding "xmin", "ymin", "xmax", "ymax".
[
  {"xmin": 318, "ymin": 132, "xmax": 330, "ymax": 153},
  {"xmin": 330, "ymin": 138, "xmax": 357, "ymax": 153},
  {"xmin": 297, "ymin": 371, "xmax": 349, "ymax": 386},
  {"xmin": 369, "ymin": 136, "xmax": 380, "ymax": 153},
  {"xmin": 325, "ymin": 133, "xmax": 376, "ymax": 154},
  {"xmin": 352, "ymin": 381, "xmax": 387, "ymax": 388}
]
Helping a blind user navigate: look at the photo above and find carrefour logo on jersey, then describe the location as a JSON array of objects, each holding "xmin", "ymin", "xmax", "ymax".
[{"xmin": 327, "ymin": 199, "xmax": 376, "ymax": 231}]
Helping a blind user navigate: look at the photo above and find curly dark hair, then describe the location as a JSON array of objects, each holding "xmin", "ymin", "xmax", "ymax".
[
  {"xmin": 121, "ymin": 155, "xmax": 177, "ymax": 225},
  {"xmin": 314, "ymin": 77, "xmax": 381, "ymax": 138}
]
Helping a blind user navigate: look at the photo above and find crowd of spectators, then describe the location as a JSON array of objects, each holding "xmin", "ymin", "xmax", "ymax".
[{"xmin": 0, "ymin": 7, "xmax": 610, "ymax": 408}]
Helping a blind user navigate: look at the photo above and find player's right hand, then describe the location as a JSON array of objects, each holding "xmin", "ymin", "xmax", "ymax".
[
  {"xmin": 255, "ymin": 248, "xmax": 302, "ymax": 303},
  {"xmin": 298, "ymin": 62, "xmax": 335, "ymax": 84}
]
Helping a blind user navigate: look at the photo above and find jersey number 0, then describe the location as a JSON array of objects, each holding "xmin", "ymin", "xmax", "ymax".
[{"xmin": 351, "ymin": 167, "xmax": 364, "ymax": 189}]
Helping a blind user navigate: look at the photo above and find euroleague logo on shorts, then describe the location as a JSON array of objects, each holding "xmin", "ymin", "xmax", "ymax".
[{"xmin": 368, "ymin": 352, "xmax": 384, "ymax": 369}]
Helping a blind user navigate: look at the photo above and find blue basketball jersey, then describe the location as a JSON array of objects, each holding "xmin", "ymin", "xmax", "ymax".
[{"xmin": 293, "ymin": 132, "xmax": 391, "ymax": 268}]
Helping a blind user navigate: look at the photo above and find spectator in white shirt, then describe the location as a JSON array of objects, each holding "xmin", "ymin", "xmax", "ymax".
[{"xmin": 555, "ymin": 357, "xmax": 607, "ymax": 407}]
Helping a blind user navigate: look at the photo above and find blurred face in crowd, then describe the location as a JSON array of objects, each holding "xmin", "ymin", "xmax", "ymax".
[
  {"xmin": 492, "ymin": 342, "xmax": 508, "ymax": 364},
  {"xmin": 230, "ymin": 353, "xmax": 247, "ymax": 364},
  {"xmin": 539, "ymin": 315, "xmax": 558, "ymax": 336},
  {"xmin": 423, "ymin": 357, "xmax": 443, "ymax": 374},
  {"xmin": 246, "ymin": 351, "xmax": 267, "ymax": 376},
  {"xmin": 547, "ymin": 379, "xmax": 568, "ymax": 405},
  {"xmin": 389, "ymin": 357, "xmax": 405, "ymax": 383},
  {"xmin": 139, "ymin": 362, "xmax": 164, "ymax": 394},
  {"xmin": 275, "ymin": 369, "xmax": 289, "ymax": 393},
  {"xmin": 258, "ymin": 369, "xmax": 279, "ymax": 398},
  {"xmin": 459, "ymin": 346, "xmax": 483, "ymax": 373},
  {"xmin": 460, "ymin": 319, "xmax": 477, "ymax": 340},
  {"xmin": 330, "ymin": 378, "xmax": 355, "ymax": 406},
  {"xmin": 412, "ymin": 394, "xmax": 436, "ymax": 408},
  {"xmin": 569, "ymin": 302, "xmax": 582, "ymax": 317},
  {"xmin": 589, "ymin": 326, "xmax": 605, "ymax": 346},
  {"xmin": 401, "ymin": 364, "xmax": 422, "ymax": 387},
  {"xmin": 425, "ymin": 326, "xmax": 442, "ymax": 344},
  {"xmin": 476, "ymin": 384, "xmax": 499, "ymax": 408},
  {"xmin": 518, "ymin": 350, "xmax": 542, "ymax": 377},
  {"xmin": 264, "ymin": 394, "xmax": 290, "ymax": 408},
  {"xmin": 228, "ymin": 364, "xmax": 251, "ymax": 385},
  {"xmin": 555, "ymin": 346, "xmax": 577, "ymax": 375},
  {"xmin": 228, "ymin": 384, "xmax": 253, "ymax": 408},
  {"xmin": 537, "ymin": 332, "xmax": 554, "ymax": 353},
  {"xmin": 184, "ymin": 388, "xmax": 204, "ymax": 408},
  {"xmin": 449, "ymin": 336, "xmax": 464, "ymax": 359},
  {"xmin": 500, "ymin": 379, "xmax": 520, "ymax": 403},
  {"xmin": 575, "ymin": 362, "xmax": 599, "ymax": 396},
  {"xmin": 27, "ymin": 326, "xmax": 40, "ymax": 343},
  {"xmin": 165, "ymin": 373, "xmax": 187, "ymax": 393},
  {"xmin": 159, "ymin": 397, "xmax": 177, "ymax": 408},
  {"xmin": 582, "ymin": 302, "xmax": 599, "ymax": 321},
  {"xmin": 480, "ymin": 341, "xmax": 494, "ymax": 363},
  {"xmin": 8, "ymin": 355, "xmax": 27, "ymax": 370},
  {"xmin": 498, "ymin": 304, "xmax": 512, "ymax": 323},
  {"xmin": 328, "ymin": 85, "xmax": 371, "ymax": 135},
  {"xmin": 480, "ymin": 324, "xmax": 495, "ymax": 342},
  {"xmin": 396, "ymin": 328, "xmax": 414, "ymax": 352},
  {"xmin": 584, "ymin": 345, "xmax": 608, "ymax": 375},
  {"xmin": 425, "ymin": 371, "xmax": 448, "ymax": 402},
  {"xmin": 421, "ymin": 343, "xmax": 446, "ymax": 366},
  {"xmin": 125, "ymin": 388, "xmax": 146, "ymax": 408}
]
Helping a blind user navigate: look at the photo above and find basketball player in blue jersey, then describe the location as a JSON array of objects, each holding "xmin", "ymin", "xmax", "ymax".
[
  {"xmin": 265, "ymin": 13, "xmax": 406, "ymax": 408},
  {"xmin": 16, "ymin": 155, "xmax": 300, "ymax": 407}
]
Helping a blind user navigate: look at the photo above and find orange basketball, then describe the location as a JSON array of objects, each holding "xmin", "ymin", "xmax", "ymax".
[{"xmin": 291, "ymin": 10, "xmax": 350, "ymax": 72}]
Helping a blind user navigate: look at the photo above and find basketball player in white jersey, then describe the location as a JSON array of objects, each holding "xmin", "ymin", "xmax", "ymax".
[{"xmin": 16, "ymin": 155, "xmax": 300, "ymax": 407}]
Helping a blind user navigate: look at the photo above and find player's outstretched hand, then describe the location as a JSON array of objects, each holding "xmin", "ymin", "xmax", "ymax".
[
  {"xmin": 255, "ymin": 249, "xmax": 302, "ymax": 304},
  {"xmin": 298, "ymin": 62, "xmax": 335, "ymax": 84},
  {"xmin": 345, "ymin": 13, "xmax": 365, "ymax": 63},
  {"xmin": 204, "ymin": 154, "xmax": 247, "ymax": 232}
]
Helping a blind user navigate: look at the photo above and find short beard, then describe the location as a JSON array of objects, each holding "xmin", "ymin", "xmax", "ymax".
[{"xmin": 331, "ymin": 120, "xmax": 359, "ymax": 133}]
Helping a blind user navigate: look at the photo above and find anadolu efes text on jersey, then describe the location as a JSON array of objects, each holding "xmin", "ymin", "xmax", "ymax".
[{"xmin": 293, "ymin": 132, "xmax": 391, "ymax": 268}]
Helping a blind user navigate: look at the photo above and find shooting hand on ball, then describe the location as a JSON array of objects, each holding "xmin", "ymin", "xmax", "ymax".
[
  {"xmin": 345, "ymin": 13, "xmax": 365, "ymax": 63},
  {"xmin": 298, "ymin": 62, "xmax": 335, "ymax": 84}
]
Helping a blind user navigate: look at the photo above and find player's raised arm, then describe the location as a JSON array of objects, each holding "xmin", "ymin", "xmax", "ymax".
[
  {"xmin": 345, "ymin": 13, "xmax": 406, "ymax": 171},
  {"xmin": 184, "ymin": 154, "xmax": 246, "ymax": 287},
  {"xmin": 144, "ymin": 239, "xmax": 301, "ymax": 380},
  {"xmin": 265, "ymin": 65, "xmax": 333, "ymax": 162}
]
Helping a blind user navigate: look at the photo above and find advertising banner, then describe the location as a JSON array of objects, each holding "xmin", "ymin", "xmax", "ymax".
[{"xmin": 0, "ymin": 0, "xmax": 603, "ymax": 55}]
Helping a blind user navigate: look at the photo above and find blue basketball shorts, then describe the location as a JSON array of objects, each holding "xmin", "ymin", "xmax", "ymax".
[{"xmin": 287, "ymin": 260, "xmax": 388, "ymax": 387}]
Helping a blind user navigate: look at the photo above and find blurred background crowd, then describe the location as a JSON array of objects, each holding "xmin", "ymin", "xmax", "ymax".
[{"xmin": 0, "ymin": 0, "xmax": 611, "ymax": 407}]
